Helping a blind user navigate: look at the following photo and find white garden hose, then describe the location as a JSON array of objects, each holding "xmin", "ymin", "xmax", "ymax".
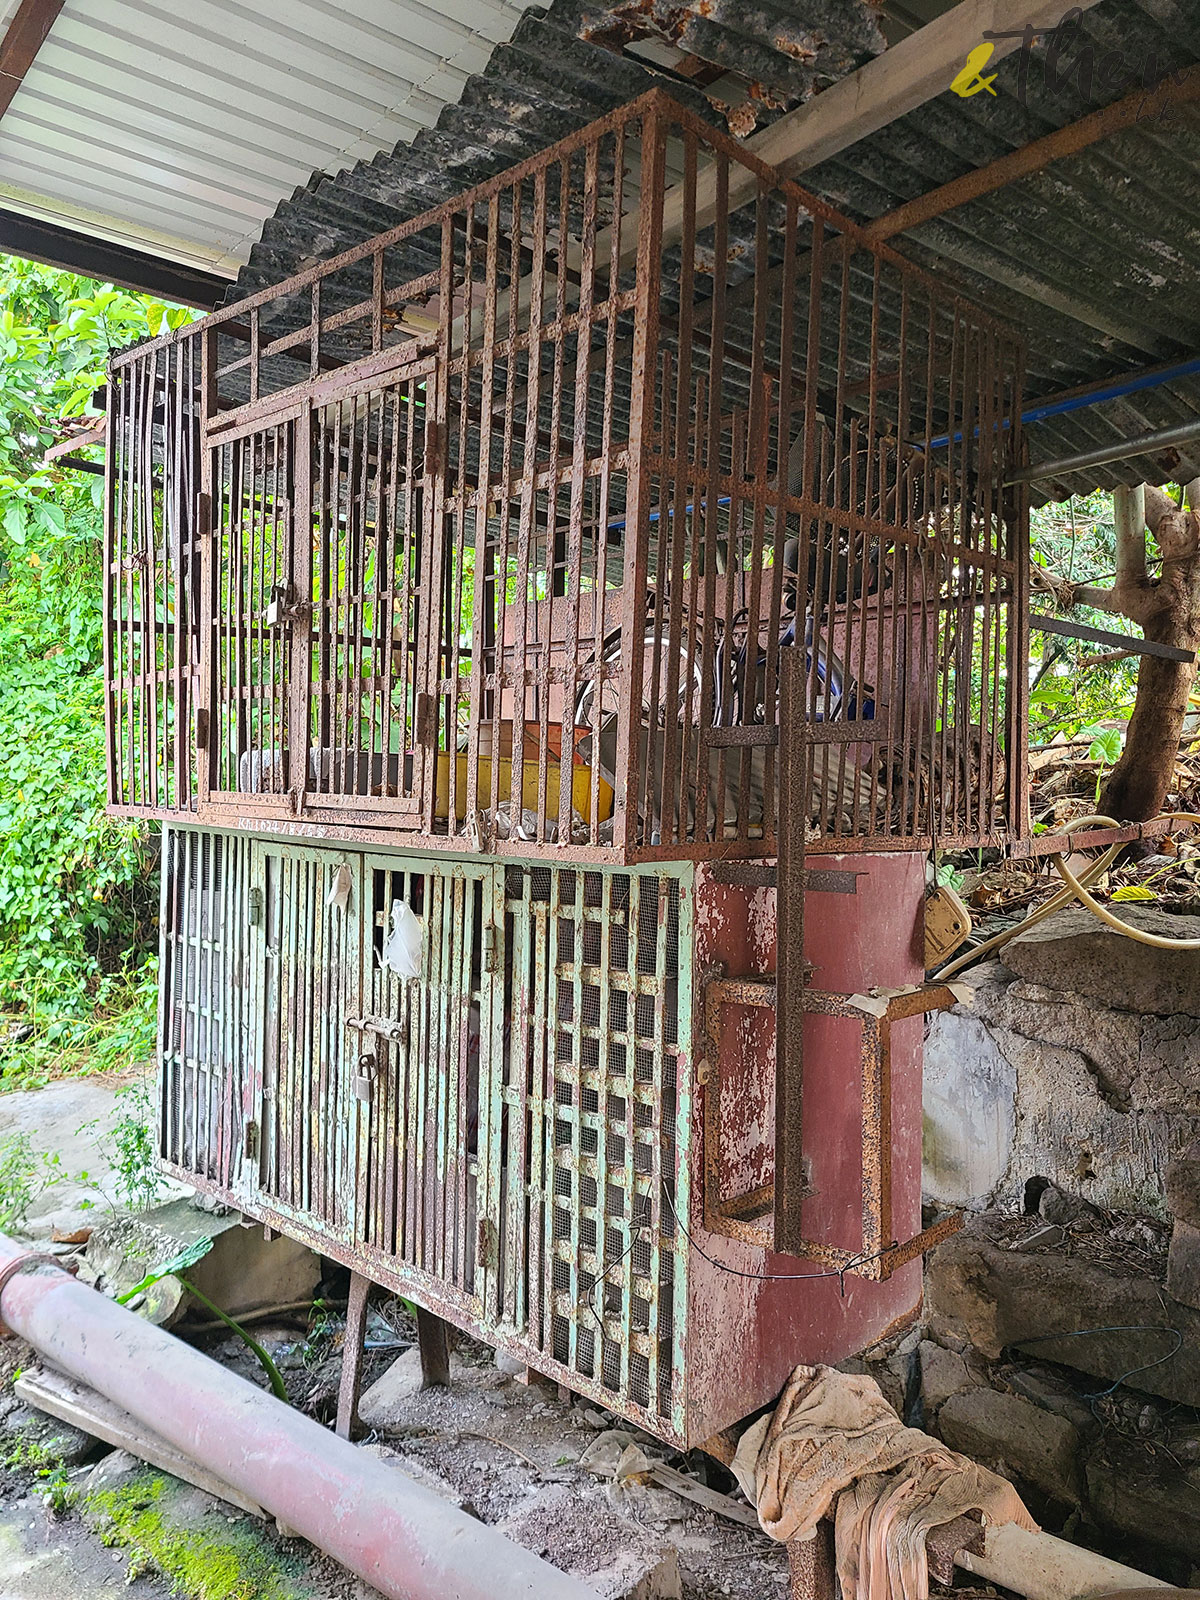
[{"xmin": 937, "ymin": 812, "xmax": 1200, "ymax": 979}]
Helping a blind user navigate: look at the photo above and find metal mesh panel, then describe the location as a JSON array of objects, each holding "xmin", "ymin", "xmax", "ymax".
[
  {"xmin": 502, "ymin": 865, "xmax": 689, "ymax": 1433},
  {"xmin": 158, "ymin": 828, "xmax": 250, "ymax": 1186}
]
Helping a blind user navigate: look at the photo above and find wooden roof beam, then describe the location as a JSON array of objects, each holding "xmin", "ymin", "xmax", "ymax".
[{"xmin": 0, "ymin": 0, "xmax": 64, "ymax": 121}]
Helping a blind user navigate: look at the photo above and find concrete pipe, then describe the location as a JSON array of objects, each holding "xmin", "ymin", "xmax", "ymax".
[{"xmin": 0, "ymin": 1236, "xmax": 597, "ymax": 1600}]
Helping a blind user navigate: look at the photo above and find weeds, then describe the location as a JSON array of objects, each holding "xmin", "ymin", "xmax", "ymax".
[{"xmin": 0, "ymin": 1131, "xmax": 64, "ymax": 1229}]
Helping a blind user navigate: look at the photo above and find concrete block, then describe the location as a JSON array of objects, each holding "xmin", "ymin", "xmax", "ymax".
[
  {"xmin": 937, "ymin": 1387, "xmax": 1080, "ymax": 1503},
  {"xmin": 86, "ymin": 1197, "xmax": 320, "ymax": 1323},
  {"xmin": 1001, "ymin": 906, "xmax": 1200, "ymax": 1017}
]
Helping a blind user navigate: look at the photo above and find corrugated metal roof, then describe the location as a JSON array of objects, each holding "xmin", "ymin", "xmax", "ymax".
[
  {"xmin": 220, "ymin": 0, "xmax": 1200, "ymax": 503},
  {"xmin": 800, "ymin": 0, "xmax": 1200, "ymax": 500},
  {"xmin": 0, "ymin": 0, "xmax": 543, "ymax": 275},
  {"xmin": 226, "ymin": 0, "xmax": 887, "ymax": 300}
]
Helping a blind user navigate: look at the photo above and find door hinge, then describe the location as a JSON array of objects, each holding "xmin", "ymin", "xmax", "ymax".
[
  {"xmin": 248, "ymin": 886, "xmax": 263, "ymax": 927},
  {"xmin": 483, "ymin": 925, "xmax": 498, "ymax": 973},
  {"xmin": 243, "ymin": 1119, "xmax": 260, "ymax": 1161}
]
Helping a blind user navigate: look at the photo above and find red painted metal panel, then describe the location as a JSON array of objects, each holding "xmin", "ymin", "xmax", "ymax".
[{"xmin": 684, "ymin": 853, "xmax": 925, "ymax": 1444}]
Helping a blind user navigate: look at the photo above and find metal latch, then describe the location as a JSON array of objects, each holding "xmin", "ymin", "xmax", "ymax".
[
  {"xmin": 353, "ymin": 1053, "xmax": 378, "ymax": 1103},
  {"xmin": 483, "ymin": 925, "xmax": 498, "ymax": 973},
  {"xmin": 248, "ymin": 886, "xmax": 263, "ymax": 927},
  {"xmin": 243, "ymin": 1119, "xmax": 260, "ymax": 1161},
  {"xmin": 262, "ymin": 582, "xmax": 309, "ymax": 628}
]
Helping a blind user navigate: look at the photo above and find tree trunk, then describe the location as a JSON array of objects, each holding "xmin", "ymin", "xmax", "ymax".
[{"xmin": 1096, "ymin": 484, "xmax": 1200, "ymax": 822}]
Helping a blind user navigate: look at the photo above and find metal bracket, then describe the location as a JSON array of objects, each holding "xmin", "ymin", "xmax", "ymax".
[{"xmin": 701, "ymin": 976, "xmax": 963, "ymax": 1278}]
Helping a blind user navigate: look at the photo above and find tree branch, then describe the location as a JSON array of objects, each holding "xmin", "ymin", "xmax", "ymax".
[{"xmin": 1113, "ymin": 484, "xmax": 1147, "ymax": 584}]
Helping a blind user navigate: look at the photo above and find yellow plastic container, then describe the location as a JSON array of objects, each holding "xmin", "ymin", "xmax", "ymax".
[{"xmin": 434, "ymin": 753, "xmax": 613, "ymax": 824}]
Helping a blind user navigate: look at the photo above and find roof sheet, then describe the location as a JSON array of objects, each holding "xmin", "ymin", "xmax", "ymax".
[{"xmin": 0, "ymin": 0, "xmax": 543, "ymax": 274}]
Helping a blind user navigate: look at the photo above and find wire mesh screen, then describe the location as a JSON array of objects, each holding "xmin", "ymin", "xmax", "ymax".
[
  {"xmin": 106, "ymin": 341, "xmax": 202, "ymax": 813},
  {"xmin": 158, "ymin": 827, "xmax": 251, "ymax": 1187},
  {"xmin": 501, "ymin": 864, "xmax": 690, "ymax": 1439},
  {"xmin": 109, "ymin": 89, "xmax": 1026, "ymax": 860}
]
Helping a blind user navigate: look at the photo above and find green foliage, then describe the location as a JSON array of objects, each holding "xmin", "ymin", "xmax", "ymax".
[
  {"xmin": 1029, "ymin": 492, "xmax": 1138, "ymax": 744},
  {"xmin": 0, "ymin": 255, "xmax": 198, "ymax": 1086},
  {"xmin": 117, "ymin": 1234, "xmax": 214, "ymax": 1302},
  {"xmin": 0, "ymin": 1130, "xmax": 64, "ymax": 1229}
]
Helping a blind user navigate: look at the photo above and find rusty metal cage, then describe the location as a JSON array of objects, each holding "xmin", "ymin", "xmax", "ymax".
[
  {"xmin": 106, "ymin": 89, "xmax": 1028, "ymax": 862},
  {"xmin": 158, "ymin": 827, "xmax": 695, "ymax": 1439}
]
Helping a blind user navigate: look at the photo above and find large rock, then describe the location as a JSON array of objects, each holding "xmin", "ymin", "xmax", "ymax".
[
  {"xmin": 1001, "ymin": 906, "xmax": 1200, "ymax": 1016},
  {"xmin": 923, "ymin": 1012, "xmax": 1016, "ymax": 1208},
  {"xmin": 85, "ymin": 1197, "xmax": 320, "ymax": 1323},
  {"xmin": 923, "ymin": 1009, "xmax": 1178, "ymax": 1215},
  {"xmin": 937, "ymin": 1387, "xmax": 1079, "ymax": 1503},
  {"xmin": 498, "ymin": 1484, "xmax": 682, "ymax": 1600},
  {"xmin": 1085, "ymin": 1441, "xmax": 1200, "ymax": 1562},
  {"xmin": 1168, "ymin": 1221, "xmax": 1200, "ymax": 1311},
  {"xmin": 962, "ymin": 962, "xmax": 1142, "ymax": 1107},
  {"xmin": 927, "ymin": 1227, "xmax": 1200, "ymax": 1409}
]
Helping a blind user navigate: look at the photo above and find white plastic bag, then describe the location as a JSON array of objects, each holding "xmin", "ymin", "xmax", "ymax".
[{"xmin": 381, "ymin": 899, "xmax": 423, "ymax": 978}]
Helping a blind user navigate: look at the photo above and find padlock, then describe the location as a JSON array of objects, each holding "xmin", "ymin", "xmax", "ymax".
[{"xmin": 353, "ymin": 1052, "xmax": 378, "ymax": 1103}]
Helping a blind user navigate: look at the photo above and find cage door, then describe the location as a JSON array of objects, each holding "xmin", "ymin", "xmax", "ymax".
[
  {"xmin": 204, "ymin": 409, "xmax": 302, "ymax": 810},
  {"xmin": 301, "ymin": 360, "xmax": 436, "ymax": 823},
  {"xmin": 349, "ymin": 858, "xmax": 495, "ymax": 1316},
  {"xmin": 244, "ymin": 842, "xmax": 366, "ymax": 1242}
]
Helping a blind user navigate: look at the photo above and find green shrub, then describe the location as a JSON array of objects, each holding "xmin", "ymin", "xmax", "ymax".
[{"xmin": 0, "ymin": 256, "xmax": 197, "ymax": 1086}]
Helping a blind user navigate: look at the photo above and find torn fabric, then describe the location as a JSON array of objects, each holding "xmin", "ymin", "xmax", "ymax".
[{"xmin": 731, "ymin": 1364, "xmax": 1035, "ymax": 1600}]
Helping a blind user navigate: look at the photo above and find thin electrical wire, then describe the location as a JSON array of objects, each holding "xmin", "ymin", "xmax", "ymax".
[
  {"xmin": 1014, "ymin": 1324, "xmax": 1184, "ymax": 1400},
  {"xmin": 660, "ymin": 1187, "xmax": 901, "ymax": 1297}
]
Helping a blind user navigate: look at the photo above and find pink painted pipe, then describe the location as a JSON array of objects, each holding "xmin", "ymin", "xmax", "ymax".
[{"xmin": 0, "ymin": 1236, "xmax": 596, "ymax": 1600}]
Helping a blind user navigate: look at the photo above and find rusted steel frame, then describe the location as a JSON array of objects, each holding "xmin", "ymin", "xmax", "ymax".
[
  {"xmin": 735, "ymin": 188, "xmax": 773, "ymax": 845},
  {"xmin": 465, "ymin": 194, "xmax": 500, "ymax": 837},
  {"xmin": 506, "ymin": 168, "xmax": 546, "ymax": 840},
  {"xmin": 795, "ymin": 984, "xmax": 958, "ymax": 1278},
  {"xmin": 259, "ymin": 269, "xmax": 442, "ymax": 365},
  {"xmin": 446, "ymin": 446, "xmax": 632, "ymax": 511},
  {"xmin": 641, "ymin": 346, "xmax": 671, "ymax": 841},
  {"xmin": 205, "ymin": 341, "xmax": 423, "ymax": 441},
  {"xmin": 613, "ymin": 105, "xmax": 665, "ymax": 855},
  {"xmin": 787, "ymin": 1522, "xmax": 837, "ymax": 1600},
  {"xmin": 587, "ymin": 121, "xmax": 625, "ymax": 844},
  {"xmin": 659, "ymin": 131, "xmax": 700, "ymax": 843},
  {"xmin": 774, "ymin": 649, "xmax": 808, "ymax": 1254},
  {"xmin": 557, "ymin": 143, "xmax": 599, "ymax": 845},
  {"xmin": 701, "ymin": 974, "xmax": 778, "ymax": 1241},
  {"xmin": 446, "ymin": 289, "xmax": 637, "ymax": 372},
  {"xmin": 865, "ymin": 62, "xmax": 1200, "ymax": 246},
  {"xmin": 486, "ymin": 190, "xmax": 524, "ymax": 845},
  {"xmin": 111, "ymin": 96, "xmax": 662, "ymax": 374},
  {"xmin": 335, "ymin": 1269, "xmax": 370, "ymax": 1438},
  {"xmin": 102, "ymin": 370, "xmax": 121, "ymax": 806},
  {"xmin": 1008, "ymin": 351, "xmax": 1031, "ymax": 840}
]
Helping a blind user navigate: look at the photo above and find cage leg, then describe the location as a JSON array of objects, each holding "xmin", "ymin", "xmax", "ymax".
[
  {"xmin": 416, "ymin": 1307, "xmax": 452, "ymax": 1389},
  {"xmin": 787, "ymin": 1522, "xmax": 836, "ymax": 1600},
  {"xmin": 335, "ymin": 1270, "xmax": 370, "ymax": 1439}
]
